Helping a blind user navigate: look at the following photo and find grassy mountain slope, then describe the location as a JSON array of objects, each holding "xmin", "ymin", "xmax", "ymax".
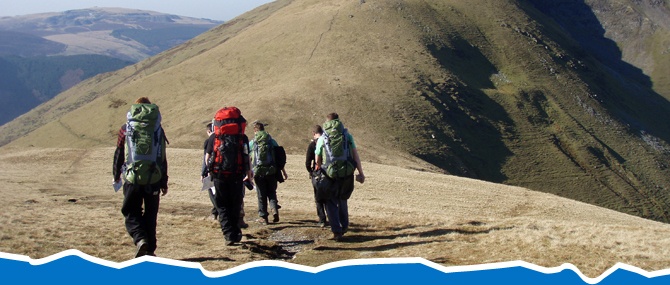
[
  {"xmin": 2, "ymin": 0, "xmax": 670, "ymax": 222},
  {"xmin": 527, "ymin": 0, "xmax": 670, "ymax": 101}
]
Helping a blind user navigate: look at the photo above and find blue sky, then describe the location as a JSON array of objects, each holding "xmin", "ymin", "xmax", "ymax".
[{"xmin": 0, "ymin": 0, "xmax": 275, "ymax": 21}]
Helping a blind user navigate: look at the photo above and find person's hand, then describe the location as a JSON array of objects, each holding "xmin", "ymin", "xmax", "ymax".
[
  {"xmin": 283, "ymin": 170, "xmax": 288, "ymax": 180},
  {"xmin": 244, "ymin": 170, "xmax": 253, "ymax": 182},
  {"xmin": 355, "ymin": 173, "xmax": 365, "ymax": 184},
  {"xmin": 161, "ymin": 187, "xmax": 168, "ymax": 196}
]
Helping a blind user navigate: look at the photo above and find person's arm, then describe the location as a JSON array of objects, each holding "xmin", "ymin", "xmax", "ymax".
[
  {"xmin": 314, "ymin": 137, "xmax": 323, "ymax": 170},
  {"xmin": 351, "ymin": 147, "xmax": 364, "ymax": 183},
  {"xmin": 112, "ymin": 125, "xmax": 126, "ymax": 183},
  {"xmin": 305, "ymin": 141, "xmax": 315, "ymax": 173},
  {"xmin": 244, "ymin": 136, "xmax": 253, "ymax": 182},
  {"xmin": 159, "ymin": 127, "xmax": 169, "ymax": 195},
  {"xmin": 349, "ymin": 133, "xmax": 364, "ymax": 183},
  {"xmin": 201, "ymin": 139, "xmax": 209, "ymax": 178},
  {"xmin": 203, "ymin": 134, "xmax": 215, "ymax": 181}
]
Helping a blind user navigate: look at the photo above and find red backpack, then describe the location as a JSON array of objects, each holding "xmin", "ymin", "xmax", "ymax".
[{"xmin": 210, "ymin": 107, "xmax": 248, "ymax": 177}]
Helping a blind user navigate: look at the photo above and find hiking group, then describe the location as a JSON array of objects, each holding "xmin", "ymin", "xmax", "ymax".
[{"xmin": 113, "ymin": 97, "xmax": 364, "ymax": 258}]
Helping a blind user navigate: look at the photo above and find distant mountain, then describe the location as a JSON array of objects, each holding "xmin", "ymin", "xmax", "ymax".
[
  {"xmin": 2, "ymin": 0, "xmax": 670, "ymax": 224},
  {"xmin": 0, "ymin": 7, "xmax": 222, "ymax": 61},
  {"xmin": 0, "ymin": 7, "xmax": 222, "ymax": 126}
]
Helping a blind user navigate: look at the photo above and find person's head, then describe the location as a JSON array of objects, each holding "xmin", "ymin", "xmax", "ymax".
[
  {"xmin": 135, "ymin": 97, "xmax": 151, "ymax": 104},
  {"xmin": 206, "ymin": 123, "xmax": 213, "ymax": 135},
  {"xmin": 326, "ymin": 112, "xmax": 339, "ymax": 121},
  {"xmin": 311, "ymin": 125, "xmax": 323, "ymax": 140},
  {"xmin": 253, "ymin": 121, "xmax": 266, "ymax": 132}
]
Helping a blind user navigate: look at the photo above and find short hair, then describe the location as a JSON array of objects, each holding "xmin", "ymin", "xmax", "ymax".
[
  {"xmin": 206, "ymin": 123, "xmax": 213, "ymax": 132},
  {"xmin": 327, "ymin": 112, "xmax": 339, "ymax": 120},
  {"xmin": 253, "ymin": 121, "xmax": 266, "ymax": 131},
  {"xmin": 135, "ymin": 97, "xmax": 151, "ymax": 104},
  {"xmin": 312, "ymin": 125, "xmax": 323, "ymax": 135}
]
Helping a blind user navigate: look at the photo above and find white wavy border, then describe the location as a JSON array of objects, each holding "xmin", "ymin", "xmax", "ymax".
[{"xmin": 1, "ymin": 250, "xmax": 668, "ymax": 284}]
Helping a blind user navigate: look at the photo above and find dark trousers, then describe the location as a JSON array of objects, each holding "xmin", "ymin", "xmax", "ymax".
[
  {"xmin": 211, "ymin": 176, "xmax": 244, "ymax": 242},
  {"xmin": 121, "ymin": 182, "xmax": 161, "ymax": 253},
  {"xmin": 313, "ymin": 185, "xmax": 327, "ymax": 223},
  {"xmin": 209, "ymin": 186, "xmax": 246, "ymax": 222},
  {"xmin": 325, "ymin": 175, "xmax": 355, "ymax": 234},
  {"xmin": 209, "ymin": 191, "xmax": 218, "ymax": 217},
  {"xmin": 254, "ymin": 175, "xmax": 278, "ymax": 218}
]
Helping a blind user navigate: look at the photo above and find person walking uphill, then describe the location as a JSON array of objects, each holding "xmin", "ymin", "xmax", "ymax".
[
  {"xmin": 315, "ymin": 113, "xmax": 365, "ymax": 241},
  {"xmin": 204, "ymin": 106, "xmax": 252, "ymax": 246},
  {"xmin": 250, "ymin": 121, "xmax": 288, "ymax": 225},
  {"xmin": 306, "ymin": 125, "xmax": 328, "ymax": 227},
  {"xmin": 113, "ymin": 97, "xmax": 169, "ymax": 258},
  {"xmin": 202, "ymin": 122, "xmax": 249, "ymax": 228}
]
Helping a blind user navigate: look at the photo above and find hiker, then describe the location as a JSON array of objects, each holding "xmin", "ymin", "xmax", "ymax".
[
  {"xmin": 249, "ymin": 121, "xmax": 288, "ymax": 225},
  {"xmin": 204, "ymin": 107, "xmax": 252, "ymax": 246},
  {"xmin": 306, "ymin": 125, "xmax": 328, "ymax": 227},
  {"xmin": 202, "ymin": 123, "xmax": 249, "ymax": 228},
  {"xmin": 113, "ymin": 97, "xmax": 169, "ymax": 257},
  {"xmin": 315, "ymin": 113, "xmax": 365, "ymax": 241}
]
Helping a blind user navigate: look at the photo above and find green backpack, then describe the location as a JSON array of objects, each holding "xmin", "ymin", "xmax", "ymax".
[
  {"xmin": 123, "ymin": 103, "xmax": 165, "ymax": 185},
  {"xmin": 322, "ymin": 119, "xmax": 355, "ymax": 179},
  {"xmin": 252, "ymin": 130, "xmax": 277, "ymax": 177}
]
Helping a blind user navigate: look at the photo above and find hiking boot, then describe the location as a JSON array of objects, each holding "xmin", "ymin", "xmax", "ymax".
[
  {"xmin": 135, "ymin": 239, "xmax": 149, "ymax": 258},
  {"xmin": 332, "ymin": 232, "xmax": 344, "ymax": 242},
  {"xmin": 225, "ymin": 239, "xmax": 235, "ymax": 246},
  {"xmin": 270, "ymin": 208, "xmax": 279, "ymax": 223},
  {"xmin": 256, "ymin": 217, "xmax": 268, "ymax": 225},
  {"xmin": 239, "ymin": 219, "xmax": 249, "ymax": 229}
]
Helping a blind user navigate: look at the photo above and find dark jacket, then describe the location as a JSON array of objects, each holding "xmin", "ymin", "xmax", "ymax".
[
  {"xmin": 305, "ymin": 139, "xmax": 317, "ymax": 173},
  {"xmin": 202, "ymin": 136, "xmax": 212, "ymax": 177}
]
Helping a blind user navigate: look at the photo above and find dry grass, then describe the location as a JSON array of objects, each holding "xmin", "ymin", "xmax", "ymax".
[{"xmin": 1, "ymin": 146, "xmax": 670, "ymax": 278}]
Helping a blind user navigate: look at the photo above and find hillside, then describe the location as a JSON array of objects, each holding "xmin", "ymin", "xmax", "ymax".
[
  {"xmin": 0, "ymin": 55, "xmax": 132, "ymax": 125},
  {"xmin": 527, "ymin": 0, "xmax": 670, "ymax": 100},
  {"xmin": 1, "ymin": 0, "xmax": 670, "ymax": 224}
]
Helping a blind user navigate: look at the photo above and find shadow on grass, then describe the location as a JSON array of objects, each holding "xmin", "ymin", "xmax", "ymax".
[{"xmin": 312, "ymin": 225, "xmax": 514, "ymax": 252}]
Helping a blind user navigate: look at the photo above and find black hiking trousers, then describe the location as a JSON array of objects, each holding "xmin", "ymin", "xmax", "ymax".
[
  {"xmin": 211, "ymin": 175, "xmax": 244, "ymax": 242},
  {"xmin": 313, "ymin": 184, "xmax": 327, "ymax": 224},
  {"xmin": 254, "ymin": 175, "xmax": 279, "ymax": 219},
  {"xmin": 121, "ymin": 182, "xmax": 161, "ymax": 254}
]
